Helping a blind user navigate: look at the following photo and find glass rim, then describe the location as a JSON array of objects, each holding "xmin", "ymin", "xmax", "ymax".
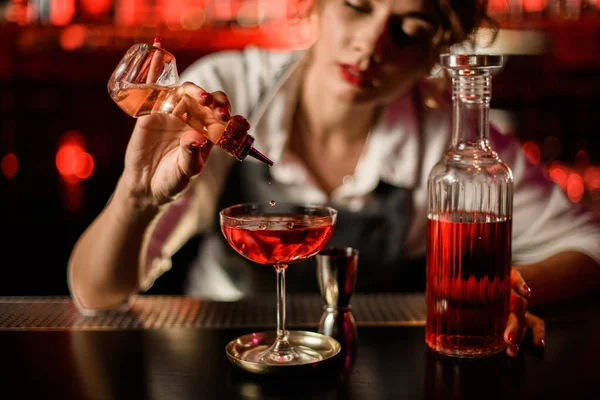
[
  {"xmin": 219, "ymin": 202, "xmax": 337, "ymax": 222},
  {"xmin": 318, "ymin": 246, "xmax": 359, "ymax": 258}
]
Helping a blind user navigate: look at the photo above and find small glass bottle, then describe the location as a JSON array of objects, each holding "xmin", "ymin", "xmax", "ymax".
[
  {"xmin": 426, "ymin": 54, "xmax": 513, "ymax": 358},
  {"xmin": 108, "ymin": 44, "xmax": 272, "ymax": 166}
]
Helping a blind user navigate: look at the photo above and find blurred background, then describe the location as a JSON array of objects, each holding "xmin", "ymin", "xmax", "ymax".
[{"xmin": 0, "ymin": 0, "xmax": 599, "ymax": 296}]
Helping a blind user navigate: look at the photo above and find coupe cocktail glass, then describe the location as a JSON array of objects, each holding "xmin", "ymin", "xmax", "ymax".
[{"xmin": 220, "ymin": 202, "xmax": 337, "ymax": 366}]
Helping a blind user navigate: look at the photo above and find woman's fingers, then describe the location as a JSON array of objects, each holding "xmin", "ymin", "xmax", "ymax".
[
  {"xmin": 199, "ymin": 91, "xmax": 214, "ymax": 106},
  {"xmin": 511, "ymin": 268, "xmax": 531, "ymax": 298},
  {"xmin": 504, "ymin": 290, "xmax": 528, "ymax": 357},
  {"xmin": 172, "ymin": 83, "xmax": 241, "ymax": 144},
  {"xmin": 147, "ymin": 37, "xmax": 164, "ymax": 83},
  {"xmin": 179, "ymin": 84, "xmax": 231, "ymax": 121},
  {"xmin": 207, "ymin": 90, "xmax": 231, "ymax": 122},
  {"xmin": 177, "ymin": 131, "xmax": 214, "ymax": 179},
  {"xmin": 525, "ymin": 312, "xmax": 546, "ymax": 348},
  {"xmin": 172, "ymin": 83, "xmax": 227, "ymax": 142},
  {"xmin": 179, "ymin": 82, "xmax": 215, "ymax": 108},
  {"xmin": 210, "ymin": 90, "xmax": 232, "ymax": 112}
]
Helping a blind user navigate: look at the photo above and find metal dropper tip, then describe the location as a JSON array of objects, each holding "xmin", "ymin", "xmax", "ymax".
[{"xmin": 248, "ymin": 147, "xmax": 274, "ymax": 167}]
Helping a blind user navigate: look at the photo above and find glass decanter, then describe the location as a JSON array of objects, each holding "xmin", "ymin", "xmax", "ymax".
[{"xmin": 426, "ymin": 54, "xmax": 513, "ymax": 358}]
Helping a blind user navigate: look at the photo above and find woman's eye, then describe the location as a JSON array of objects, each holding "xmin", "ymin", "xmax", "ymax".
[
  {"xmin": 344, "ymin": 1, "xmax": 369, "ymax": 13},
  {"xmin": 390, "ymin": 25, "xmax": 417, "ymax": 47},
  {"xmin": 389, "ymin": 20, "xmax": 433, "ymax": 49}
]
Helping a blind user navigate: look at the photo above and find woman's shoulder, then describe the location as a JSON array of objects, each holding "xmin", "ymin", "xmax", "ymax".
[
  {"xmin": 181, "ymin": 46, "xmax": 298, "ymax": 88},
  {"xmin": 180, "ymin": 46, "xmax": 301, "ymax": 115}
]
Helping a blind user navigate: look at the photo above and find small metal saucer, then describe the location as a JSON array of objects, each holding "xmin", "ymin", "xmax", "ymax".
[{"xmin": 225, "ymin": 330, "xmax": 341, "ymax": 376}]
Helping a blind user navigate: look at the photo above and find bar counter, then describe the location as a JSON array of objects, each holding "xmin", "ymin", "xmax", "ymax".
[{"xmin": 0, "ymin": 293, "xmax": 598, "ymax": 399}]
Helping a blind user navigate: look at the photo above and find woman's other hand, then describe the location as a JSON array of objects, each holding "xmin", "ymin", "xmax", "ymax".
[{"xmin": 504, "ymin": 269, "xmax": 546, "ymax": 357}]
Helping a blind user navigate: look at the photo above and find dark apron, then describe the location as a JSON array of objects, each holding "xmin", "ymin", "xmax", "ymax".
[
  {"xmin": 204, "ymin": 161, "xmax": 425, "ymax": 295},
  {"xmin": 186, "ymin": 54, "xmax": 426, "ymax": 296}
]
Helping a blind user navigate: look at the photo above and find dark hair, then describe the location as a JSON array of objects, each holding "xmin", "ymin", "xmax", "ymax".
[
  {"xmin": 301, "ymin": 0, "xmax": 498, "ymax": 59},
  {"xmin": 423, "ymin": 0, "xmax": 498, "ymax": 107},
  {"xmin": 432, "ymin": 0, "xmax": 497, "ymax": 54},
  {"xmin": 299, "ymin": 0, "xmax": 498, "ymax": 106}
]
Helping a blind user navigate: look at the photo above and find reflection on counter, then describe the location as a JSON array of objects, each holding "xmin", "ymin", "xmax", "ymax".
[{"xmin": 422, "ymin": 349, "xmax": 526, "ymax": 400}]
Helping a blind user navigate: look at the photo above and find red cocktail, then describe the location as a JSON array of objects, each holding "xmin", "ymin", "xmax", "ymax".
[
  {"xmin": 222, "ymin": 215, "xmax": 334, "ymax": 265},
  {"xmin": 220, "ymin": 203, "xmax": 337, "ymax": 366}
]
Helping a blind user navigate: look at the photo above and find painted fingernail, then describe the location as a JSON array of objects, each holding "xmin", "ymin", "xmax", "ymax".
[
  {"xmin": 199, "ymin": 92, "xmax": 213, "ymax": 105},
  {"xmin": 538, "ymin": 339, "xmax": 545, "ymax": 348},
  {"xmin": 190, "ymin": 141, "xmax": 202, "ymax": 148},
  {"xmin": 507, "ymin": 331, "xmax": 518, "ymax": 345},
  {"xmin": 522, "ymin": 284, "xmax": 531, "ymax": 297},
  {"xmin": 153, "ymin": 36, "xmax": 162, "ymax": 45},
  {"xmin": 218, "ymin": 107, "xmax": 230, "ymax": 120}
]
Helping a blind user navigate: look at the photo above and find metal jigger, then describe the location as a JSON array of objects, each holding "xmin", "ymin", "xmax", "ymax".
[{"xmin": 316, "ymin": 247, "xmax": 359, "ymax": 374}]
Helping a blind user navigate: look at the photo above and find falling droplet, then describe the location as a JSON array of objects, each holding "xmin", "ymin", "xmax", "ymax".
[
  {"xmin": 259, "ymin": 224, "xmax": 267, "ymax": 230},
  {"xmin": 287, "ymin": 222, "xmax": 294, "ymax": 229},
  {"xmin": 269, "ymin": 200, "xmax": 276, "ymax": 207}
]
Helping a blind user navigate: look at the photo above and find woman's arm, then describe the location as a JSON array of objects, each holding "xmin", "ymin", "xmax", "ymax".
[
  {"xmin": 68, "ymin": 46, "xmax": 288, "ymax": 312},
  {"xmin": 68, "ymin": 88, "xmax": 226, "ymax": 312},
  {"xmin": 489, "ymin": 124, "xmax": 600, "ymax": 307},
  {"xmin": 515, "ymin": 251, "xmax": 600, "ymax": 308},
  {"xmin": 69, "ymin": 144, "xmax": 228, "ymax": 313},
  {"xmin": 68, "ymin": 178, "xmax": 161, "ymax": 311}
]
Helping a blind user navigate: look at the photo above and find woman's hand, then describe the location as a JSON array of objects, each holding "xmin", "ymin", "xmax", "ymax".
[
  {"xmin": 504, "ymin": 269, "xmax": 546, "ymax": 357},
  {"xmin": 120, "ymin": 38, "xmax": 237, "ymax": 207}
]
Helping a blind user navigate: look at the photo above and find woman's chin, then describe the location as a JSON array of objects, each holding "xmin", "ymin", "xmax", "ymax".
[{"xmin": 329, "ymin": 79, "xmax": 377, "ymax": 104}]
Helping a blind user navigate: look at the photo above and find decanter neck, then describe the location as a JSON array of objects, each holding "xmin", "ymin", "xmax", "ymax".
[{"xmin": 451, "ymin": 69, "xmax": 492, "ymax": 153}]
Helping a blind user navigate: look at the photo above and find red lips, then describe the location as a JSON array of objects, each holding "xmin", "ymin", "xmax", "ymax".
[{"xmin": 339, "ymin": 64, "xmax": 374, "ymax": 87}]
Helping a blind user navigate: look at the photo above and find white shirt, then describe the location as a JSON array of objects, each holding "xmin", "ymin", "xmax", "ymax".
[{"xmin": 145, "ymin": 46, "xmax": 600, "ymax": 301}]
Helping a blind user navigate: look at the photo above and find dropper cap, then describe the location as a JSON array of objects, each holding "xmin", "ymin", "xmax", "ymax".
[
  {"xmin": 248, "ymin": 147, "xmax": 274, "ymax": 166},
  {"xmin": 215, "ymin": 116, "xmax": 274, "ymax": 167},
  {"xmin": 232, "ymin": 135, "xmax": 273, "ymax": 166}
]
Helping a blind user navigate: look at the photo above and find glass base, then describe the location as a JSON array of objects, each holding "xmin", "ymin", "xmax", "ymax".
[
  {"xmin": 426, "ymin": 334, "xmax": 507, "ymax": 358},
  {"xmin": 242, "ymin": 343, "xmax": 324, "ymax": 365},
  {"xmin": 226, "ymin": 330, "xmax": 341, "ymax": 375}
]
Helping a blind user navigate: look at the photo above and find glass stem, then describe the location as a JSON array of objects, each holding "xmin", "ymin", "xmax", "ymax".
[{"xmin": 275, "ymin": 265, "xmax": 288, "ymax": 342}]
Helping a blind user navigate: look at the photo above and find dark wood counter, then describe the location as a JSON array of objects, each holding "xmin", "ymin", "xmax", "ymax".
[{"xmin": 0, "ymin": 294, "xmax": 598, "ymax": 399}]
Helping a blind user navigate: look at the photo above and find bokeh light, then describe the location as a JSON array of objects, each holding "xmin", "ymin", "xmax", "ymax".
[
  {"xmin": 521, "ymin": 141, "xmax": 541, "ymax": 165},
  {"xmin": 180, "ymin": 8, "xmax": 206, "ymax": 30},
  {"xmin": 548, "ymin": 161, "xmax": 568, "ymax": 190},
  {"xmin": 50, "ymin": 0, "xmax": 76, "ymax": 26},
  {"xmin": 59, "ymin": 24, "xmax": 87, "ymax": 51},
  {"xmin": 1, "ymin": 153, "xmax": 18, "ymax": 179},
  {"xmin": 567, "ymin": 173, "xmax": 585, "ymax": 203},
  {"xmin": 523, "ymin": 0, "xmax": 546, "ymax": 13},
  {"xmin": 79, "ymin": 0, "xmax": 112, "ymax": 16},
  {"xmin": 56, "ymin": 131, "xmax": 95, "ymax": 184}
]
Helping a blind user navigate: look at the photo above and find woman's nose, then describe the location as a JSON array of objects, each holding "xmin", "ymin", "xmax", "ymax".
[{"xmin": 352, "ymin": 17, "xmax": 390, "ymax": 66}]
